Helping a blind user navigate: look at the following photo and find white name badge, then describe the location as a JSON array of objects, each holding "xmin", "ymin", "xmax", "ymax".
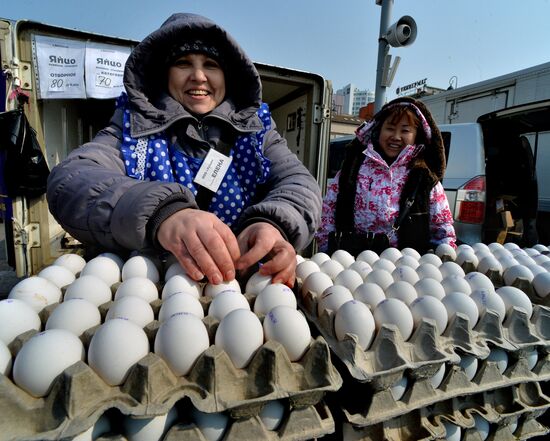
[{"xmin": 194, "ymin": 149, "xmax": 232, "ymax": 193}]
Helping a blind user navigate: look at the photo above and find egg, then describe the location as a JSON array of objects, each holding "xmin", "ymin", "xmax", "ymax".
[
  {"xmin": 202, "ymin": 279, "xmax": 242, "ymax": 298},
  {"xmin": 0, "ymin": 340, "xmax": 12, "ymax": 376},
  {"xmin": 486, "ymin": 348, "xmax": 508, "ymax": 374},
  {"xmin": 318, "ymin": 285, "xmax": 354, "ymax": 315},
  {"xmin": 401, "ymin": 247, "xmax": 422, "ymax": 260},
  {"xmin": 348, "ymin": 260, "xmax": 373, "ymax": 279},
  {"xmin": 259, "ymin": 400, "xmax": 285, "ymax": 431},
  {"xmin": 515, "ymin": 255, "xmax": 537, "ymax": 266},
  {"xmin": 385, "ymin": 281, "xmax": 417, "ymax": 305},
  {"xmin": 296, "ymin": 260, "xmax": 321, "ymax": 282},
  {"xmin": 106, "ymin": 296, "xmax": 155, "ymax": 327},
  {"xmin": 524, "ymin": 348, "xmax": 539, "ymax": 370},
  {"xmin": 503, "ymin": 242, "xmax": 520, "ymax": 251},
  {"xmin": 389, "ymin": 376, "xmax": 408, "ymax": 401},
  {"xmin": 464, "ymin": 271, "xmax": 495, "ymax": 292},
  {"xmin": 331, "ymin": 249, "xmax": 355, "ymax": 268},
  {"xmin": 418, "ymin": 253, "xmax": 443, "ymax": 267},
  {"xmin": 456, "ymin": 244, "xmax": 474, "ymax": 253},
  {"xmin": 470, "ymin": 289, "xmax": 506, "ymax": 323},
  {"xmin": 487, "ymin": 242, "xmax": 505, "ymax": 253},
  {"xmin": 122, "ymin": 255, "xmax": 160, "ymax": 283},
  {"xmin": 526, "ymin": 264, "xmax": 546, "ymax": 278},
  {"xmin": 391, "ymin": 266, "xmax": 419, "ymax": 285},
  {"xmin": 443, "ymin": 422, "xmax": 461, "ymax": 441},
  {"xmin": 372, "ymin": 258, "xmax": 396, "ymax": 273},
  {"xmin": 162, "ymin": 274, "xmax": 202, "ymax": 299},
  {"xmin": 244, "ymin": 271, "xmax": 272, "ymax": 296},
  {"xmin": 122, "ymin": 406, "xmax": 178, "ymax": 441},
  {"xmin": 81, "ymin": 256, "xmax": 121, "ymax": 287},
  {"xmin": 495, "ymin": 286, "xmax": 533, "ymax": 318},
  {"xmin": 353, "ymin": 282, "xmax": 386, "ymax": 309},
  {"xmin": 373, "ymin": 298, "xmax": 414, "ymax": 341},
  {"xmin": 253, "ymin": 283, "xmax": 297, "ymax": 315},
  {"xmin": 215, "ymin": 309, "xmax": 263, "ymax": 368},
  {"xmin": 38, "ymin": 265, "xmax": 76, "ymax": 288},
  {"xmin": 356, "ymin": 249, "xmax": 380, "ymax": 266},
  {"xmin": 164, "ymin": 261, "xmax": 186, "ymax": 281},
  {"xmin": 508, "ymin": 417, "xmax": 518, "ymax": 434},
  {"xmin": 309, "ymin": 252, "xmax": 331, "ymax": 267},
  {"xmin": 154, "ymin": 312, "xmax": 210, "ymax": 376},
  {"xmin": 334, "ymin": 300, "xmax": 376, "ymax": 350},
  {"xmin": 441, "ymin": 275, "xmax": 472, "ymax": 296},
  {"xmin": 441, "ymin": 292, "xmax": 479, "ymax": 329},
  {"xmin": 472, "ymin": 414, "xmax": 490, "ymax": 441},
  {"xmin": 409, "ymin": 296, "xmax": 448, "ymax": 335},
  {"xmin": 533, "ymin": 244, "xmax": 550, "ymax": 253},
  {"xmin": 458, "ymin": 353, "xmax": 478, "ymax": 381},
  {"xmin": 63, "ymin": 274, "xmax": 112, "ymax": 306},
  {"xmin": 13, "ymin": 329, "xmax": 85, "ymax": 397},
  {"xmin": 158, "ymin": 292, "xmax": 204, "ymax": 322},
  {"xmin": 46, "ymin": 298, "xmax": 101, "ymax": 336},
  {"xmin": 364, "ymin": 269, "xmax": 394, "ymax": 291},
  {"xmin": 301, "ymin": 271, "xmax": 333, "ymax": 298},
  {"xmin": 320, "ymin": 259, "xmax": 345, "ymax": 280},
  {"xmin": 208, "ymin": 290, "xmax": 250, "ymax": 321},
  {"xmin": 429, "ymin": 363, "xmax": 446, "ymax": 389},
  {"xmin": 0, "ymin": 298, "xmax": 41, "ymax": 344},
  {"xmin": 455, "ymin": 250, "xmax": 479, "ymax": 268},
  {"xmin": 533, "ymin": 254, "xmax": 550, "ymax": 265},
  {"xmin": 97, "ymin": 252, "xmax": 125, "ymax": 271},
  {"xmin": 477, "ymin": 255, "xmax": 503, "ymax": 275},
  {"xmin": 533, "ymin": 272, "xmax": 550, "ymax": 298},
  {"xmin": 503, "ymin": 264, "xmax": 535, "ymax": 286},
  {"xmin": 53, "ymin": 253, "xmax": 86, "ymax": 275},
  {"xmin": 472, "ymin": 242, "xmax": 491, "ymax": 254},
  {"xmin": 415, "ymin": 263, "xmax": 443, "ymax": 282},
  {"xmin": 394, "ymin": 255, "xmax": 420, "ymax": 270},
  {"xmin": 379, "ymin": 247, "xmax": 402, "ymax": 263},
  {"xmin": 88, "ymin": 318, "xmax": 150, "ymax": 385},
  {"xmin": 263, "ymin": 305, "xmax": 311, "ymax": 361},
  {"xmin": 435, "ymin": 243, "xmax": 457, "ymax": 260},
  {"xmin": 8, "ymin": 276, "xmax": 62, "ymax": 312},
  {"xmin": 439, "ymin": 261, "xmax": 466, "ymax": 278},
  {"xmin": 295, "ymin": 254, "xmax": 306, "ymax": 265},
  {"xmin": 414, "ymin": 278, "xmax": 446, "ymax": 301},
  {"xmin": 192, "ymin": 409, "xmax": 229, "ymax": 441},
  {"xmin": 497, "ymin": 256, "xmax": 520, "ymax": 272},
  {"xmin": 334, "ymin": 269, "xmax": 364, "ymax": 292},
  {"xmin": 114, "ymin": 277, "xmax": 159, "ymax": 304}
]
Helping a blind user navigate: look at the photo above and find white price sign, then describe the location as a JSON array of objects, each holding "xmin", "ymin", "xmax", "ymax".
[{"xmin": 85, "ymin": 42, "xmax": 131, "ymax": 98}]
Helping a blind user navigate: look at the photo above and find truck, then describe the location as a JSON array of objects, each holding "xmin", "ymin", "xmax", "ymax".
[
  {"xmin": 419, "ymin": 62, "xmax": 550, "ymax": 246},
  {"xmin": 0, "ymin": 17, "xmax": 333, "ymax": 280}
]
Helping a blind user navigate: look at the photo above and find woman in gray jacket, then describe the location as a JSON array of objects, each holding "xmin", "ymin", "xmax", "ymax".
[{"xmin": 46, "ymin": 13, "xmax": 321, "ymax": 287}]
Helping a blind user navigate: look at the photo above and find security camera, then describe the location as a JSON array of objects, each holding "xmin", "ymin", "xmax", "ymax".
[{"xmin": 384, "ymin": 15, "xmax": 417, "ymax": 47}]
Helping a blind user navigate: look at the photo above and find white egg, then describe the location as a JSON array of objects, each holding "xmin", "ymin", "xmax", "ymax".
[
  {"xmin": 164, "ymin": 261, "xmax": 186, "ymax": 281},
  {"xmin": 122, "ymin": 406, "xmax": 178, "ymax": 441},
  {"xmin": 318, "ymin": 285, "xmax": 354, "ymax": 315},
  {"xmin": 443, "ymin": 422, "xmax": 461, "ymax": 441},
  {"xmin": 348, "ymin": 260, "xmax": 373, "ymax": 279},
  {"xmin": 526, "ymin": 264, "xmax": 546, "ymax": 278},
  {"xmin": 488, "ymin": 242, "xmax": 505, "ymax": 252},
  {"xmin": 391, "ymin": 266, "xmax": 420, "ymax": 285},
  {"xmin": 309, "ymin": 252, "xmax": 331, "ymax": 267},
  {"xmin": 320, "ymin": 259, "xmax": 345, "ymax": 280},
  {"xmin": 114, "ymin": 277, "xmax": 159, "ymax": 304},
  {"xmin": 508, "ymin": 417, "xmax": 518, "ymax": 434},
  {"xmin": 477, "ymin": 255, "xmax": 503, "ymax": 275},
  {"xmin": 81, "ymin": 256, "xmax": 121, "ymax": 287},
  {"xmin": 208, "ymin": 290, "xmax": 250, "ymax": 321},
  {"xmin": 464, "ymin": 272, "xmax": 495, "ymax": 292},
  {"xmin": 259, "ymin": 400, "xmax": 285, "ymax": 431},
  {"xmin": 13, "ymin": 329, "xmax": 85, "ymax": 397},
  {"xmin": 38, "ymin": 265, "xmax": 76, "ymax": 288},
  {"xmin": 53, "ymin": 253, "xmax": 86, "ymax": 275},
  {"xmin": 416, "ymin": 263, "xmax": 443, "ymax": 282},
  {"xmin": 414, "ymin": 278, "xmax": 446, "ymax": 301},
  {"xmin": 264, "ymin": 305, "xmax": 311, "ymax": 361},
  {"xmin": 533, "ymin": 244, "xmax": 550, "ymax": 253},
  {"xmin": 394, "ymin": 255, "xmax": 420, "ymax": 270},
  {"xmin": 429, "ymin": 363, "xmax": 446, "ymax": 389},
  {"xmin": 524, "ymin": 348, "xmax": 539, "ymax": 370},
  {"xmin": 334, "ymin": 300, "xmax": 376, "ymax": 350},
  {"xmin": 295, "ymin": 254, "xmax": 306, "ymax": 265},
  {"xmin": 244, "ymin": 271, "xmax": 272, "ymax": 296},
  {"xmin": 88, "ymin": 318, "xmax": 150, "ymax": 386},
  {"xmin": 458, "ymin": 354, "xmax": 478, "ymax": 381},
  {"xmin": 385, "ymin": 281, "xmax": 417, "ymax": 305},
  {"xmin": 503, "ymin": 264, "xmax": 534, "ymax": 286},
  {"xmin": 533, "ymin": 272, "xmax": 550, "ymax": 298},
  {"xmin": 515, "ymin": 255, "xmax": 537, "ymax": 266},
  {"xmin": 409, "ymin": 296, "xmax": 448, "ymax": 335},
  {"xmin": 470, "ymin": 289, "xmax": 506, "ymax": 323},
  {"xmin": 472, "ymin": 414, "xmax": 490, "ymax": 441},
  {"xmin": 202, "ymin": 279, "xmax": 242, "ymax": 298},
  {"xmin": 8, "ymin": 276, "xmax": 62, "ymax": 312},
  {"xmin": 456, "ymin": 244, "xmax": 474, "ymax": 253},
  {"xmin": 379, "ymin": 247, "xmax": 402, "ymax": 263},
  {"xmin": 63, "ymin": 274, "xmax": 112, "ymax": 306},
  {"xmin": 253, "ymin": 283, "xmax": 297, "ymax": 315},
  {"xmin": 472, "ymin": 242, "xmax": 491, "ymax": 254},
  {"xmin": 441, "ymin": 275, "xmax": 472, "ymax": 296},
  {"xmin": 122, "ymin": 255, "xmax": 160, "ymax": 283},
  {"xmin": 533, "ymin": 254, "xmax": 550, "ymax": 265},
  {"xmin": 401, "ymin": 247, "xmax": 421, "ymax": 260},
  {"xmin": 97, "ymin": 252, "xmax": 125, "ymax": 271},
  {"xmin": 334, "ymin": 269, "xmax": 364, "ymax": 292},
  {"xmin": 442, "ymin": 292, "xmax": 479, "ymax": 329},
  {"xmin": 0, "ymin": 298, "xmax": 41, "ymax": 344},
  {"xmin": 0, "ymin": 340, "xmax": 12, "ymax": 376},
  {"xmin": 356, "ymin": 249, "xmax": 380, "ymax": 266},
  {"xmin": 364, "ymin": 269, "xmax": 394, "ymax": 291},
  {"xmin": 353, "ymin": 282, "xmax": 386, "ymax": 309},
  {"xmin": 486, "ymin": 348, "xmax": 508, "ymax": 374},
  {"xmin": 435, "ymin": 243, "xmax": 457, "ymax": 260},
  {"xmin": 163, "ymin": 274, "xmax": 203, "ymax": 299},
  {"xmin": 455, "ymin": 250, "xmax": 479, "ymax": 268},
  {"xmin": 372, "ymin": 258, "xmax": 396, "ymax": 273},
  {"xmin": 301, "ymin": 271, "xmax": 333, "ymax": 298},
  {"xmin": 389, "ymin": 376, "xmax": 408, "ymax": 401},
  {"xmin": 418, "ymin": 253, "xmax": 443, "ymax": 267},
  {"xmin": 497, "ymin": 256, "xmax": 520, "ymax": 272},
  {"xmin": 106, "ymin": 296, "xmax": 155, "ymax": 327},
  {"xmin": 331, "ymin": 249, "xmax": 355, "ymax": 268},
  {"xmin": 542, "ymin": 261, "xmax": 550, "ymax": 271},
  {"xmin": 158, "ymin": 292, "xmax": 204, "ymax": 322},
  {"xmin": 192, "ymin": 409, "xmax": 228, "ymax": 441},
  {"xmin": 495, "ymin": 286, "xmax": 533, "ymax": 318},
  {"xmin": 154, "ymin": 312, "xmax": 210, "ymax": 376},
  {"xmin": 215, "ymin": 309, "xmax": 263, "ymax": 368},
  {"xmin": 46, "ymin": 298, "xmax": 101, "ymax": 336},
  {"xmin": 296, "ymin": 260, "xmax": 321, "ymax": 282},
  {"xmin": 439, "ymin": 261, "xmax": 466, "ymax": 278},
  {"xmin": 373, "ymin": 298, "xmax": 414, "ymax": 341},
  {"xmin": 503, "ymin": 242, "xmax": 520, "ymax": 251}
]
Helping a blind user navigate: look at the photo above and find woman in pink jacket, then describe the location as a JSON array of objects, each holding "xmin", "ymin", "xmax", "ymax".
[{"xmin": 316, "ymin": 97, "xmax": 456, "ymax": 256}]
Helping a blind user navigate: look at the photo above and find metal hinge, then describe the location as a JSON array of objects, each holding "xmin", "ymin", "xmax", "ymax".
[{"xmin": 313, "ymin": 104, "xmax": 331, "ymax": 123}]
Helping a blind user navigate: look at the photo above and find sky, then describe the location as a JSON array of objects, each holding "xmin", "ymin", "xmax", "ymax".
[{"xmin": 2, "ymin": 0, "xmax": 550, "ymax": 100}]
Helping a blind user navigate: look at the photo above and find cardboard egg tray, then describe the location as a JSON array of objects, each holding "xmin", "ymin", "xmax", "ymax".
[
  {"xmin": 0, "ymin": 292, "xmax": 342, "ymax": 441},
  {"xmin": 341, "ymin": 381, "xmax": 550, "ymax": 440}
]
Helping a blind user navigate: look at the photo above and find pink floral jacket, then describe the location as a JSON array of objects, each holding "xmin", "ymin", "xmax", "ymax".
[{"xmin": 316, "ymin": 142, "xmax": 456, "ymax": 252}]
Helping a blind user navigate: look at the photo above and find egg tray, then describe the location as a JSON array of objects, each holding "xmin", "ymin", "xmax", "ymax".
[
  {"xmin": 340, "ymin": 382, "xmax": 550, "ymax": 440},
  {"xmin": 1, "ymin": 320, "xmax": 341, "ymax": 441}
]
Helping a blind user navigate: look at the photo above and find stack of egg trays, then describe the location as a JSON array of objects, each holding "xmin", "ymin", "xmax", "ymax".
[
  {"xmin": 299, "ymin": 287, "xmax": 550, "ymax": 429},
  {"xmin": 0, "ymin": 292, "xmax": 342, "ymax": 441}
]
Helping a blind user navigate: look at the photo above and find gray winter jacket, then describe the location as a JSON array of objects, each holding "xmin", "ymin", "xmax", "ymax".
[{"xmin": 46, "ymin": 13, "xmax": 321, "ymax": 254}]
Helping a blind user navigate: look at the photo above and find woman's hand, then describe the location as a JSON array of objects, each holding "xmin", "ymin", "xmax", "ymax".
[
  {"xmin": 236, "ymin": 222, "xmax": 296, "ymax": 287},
  {"xmin": 157, "ymin": 209, "xmax": 241, "ymax": 284}
]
